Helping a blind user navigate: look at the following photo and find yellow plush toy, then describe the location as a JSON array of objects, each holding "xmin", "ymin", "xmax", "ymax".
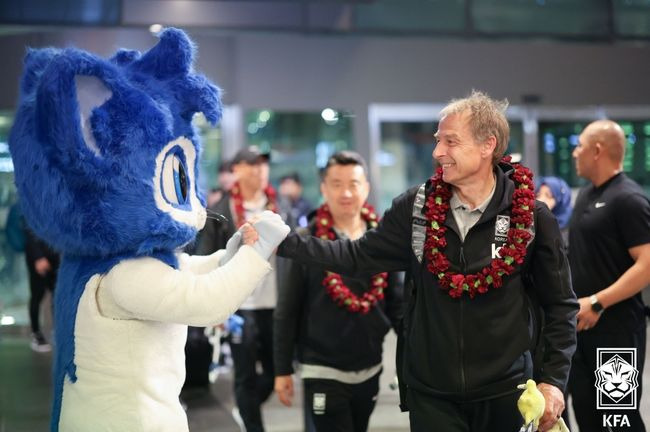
[
  {"xmin": 518, "ymin": 379, "xmax": 546, "ymax": 431},
  {"xmin": 517, "ymin": 379, "xmax": 570, "ymax": 432}
]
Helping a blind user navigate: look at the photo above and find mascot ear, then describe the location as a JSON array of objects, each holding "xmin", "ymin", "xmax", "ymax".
[
  {"xmin": 34, "ymin": 50, "xmax": 114, "ymax": 172},
  {"xmin": 132, "ymin": 27, "xmax": 194, "ymax": 78},
  {"xmin": 75, "ymin": 75, "xmax": 113, "ymax": 157}
]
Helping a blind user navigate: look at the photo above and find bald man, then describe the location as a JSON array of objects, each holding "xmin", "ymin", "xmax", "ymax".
[{"xmin": 568, "ymin": 119, "xmax": 650, "ymax": 432}]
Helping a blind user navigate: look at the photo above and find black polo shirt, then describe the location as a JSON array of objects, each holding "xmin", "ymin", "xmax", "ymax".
[{"xmin": 569, "ymin": 173, "xmax": 650, "ymax": 333}]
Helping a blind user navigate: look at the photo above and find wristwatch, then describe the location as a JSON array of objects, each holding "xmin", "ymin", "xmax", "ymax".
[{"xmin": 590, "ymin": 294, "xmax": 604, "ymax": 314}]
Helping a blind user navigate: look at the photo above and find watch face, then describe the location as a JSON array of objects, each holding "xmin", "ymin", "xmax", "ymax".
[{"xmin": 591, "ymin": 301, "xmax": 604, "ymax": 313}]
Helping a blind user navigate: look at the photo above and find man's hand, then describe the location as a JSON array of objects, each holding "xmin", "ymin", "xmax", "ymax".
[
  {"xmin": 219, "ymin": 223, "xmax": 259, "ymax": 266},
  {"xmin": 537, "ymin": 383, "xmax": 565, "ymax": 431},
  {"xmin": 240, "ymin": 223, "xmax": 259, "ymax": 246},
  {"xmin": 274, "ymin": 375, "xmax": 294, "ymax": 407},
  {"xmin": 34, "ymin": 257, "xmax": 51, "ymax": 276},
  {"xmin": 576, "ymin": 296, "xmax": 602, "ymax": 331}
]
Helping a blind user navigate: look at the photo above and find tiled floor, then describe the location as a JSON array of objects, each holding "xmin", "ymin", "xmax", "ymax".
[{"xmin": 1, "ymin": 325, "xmax": 648, "ymax": 432}]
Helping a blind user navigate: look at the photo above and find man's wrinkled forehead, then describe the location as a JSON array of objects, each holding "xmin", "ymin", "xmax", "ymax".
[{"xmin": 435, "ymin": 112, "xmax": 469, "ymax": 139}]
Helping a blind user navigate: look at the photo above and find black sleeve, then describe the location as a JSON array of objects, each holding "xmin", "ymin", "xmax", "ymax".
[
  {"xmin": 24, "ymin": 228, "xmax": 57, "ymax": 264},
  {"xmin": 195, "ymin": 217, "xmax": 221, "ymax": 255},
  {"xmin": 273, "ymin": 251, "xmax": 307, "ymax": 376},
  {"xmin": 195, "ymin": 198, "xmax": 235, "ymax": 255},
  {"xmin": 614, "ymin": 192, "xmax": 650, "ymax": 249},
  {"xmin": 384, "ymin": 272, "xmax": 405, "ymax": 332},
  {"xmin": 277, "ymin": 190, "xmax": 415, "ymax": 276},
  {"xmin": 530, "ymin": 203, "xmax": 579, "ymax": 391}
]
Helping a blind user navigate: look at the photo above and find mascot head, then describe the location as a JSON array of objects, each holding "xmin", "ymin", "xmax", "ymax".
[{"xmin": 10, "ymin": 28, "xmax": 221, "ymax": 257}]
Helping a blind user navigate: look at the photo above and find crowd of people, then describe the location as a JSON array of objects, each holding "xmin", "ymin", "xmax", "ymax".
[{"xmin": 13, "ymin": 91, "xmax": 650, "ymax": 432}]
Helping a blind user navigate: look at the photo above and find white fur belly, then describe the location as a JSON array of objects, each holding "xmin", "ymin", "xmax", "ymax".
[{"xmin": 59, "ymin": 274, "xmax": 189, "ymax": 432}]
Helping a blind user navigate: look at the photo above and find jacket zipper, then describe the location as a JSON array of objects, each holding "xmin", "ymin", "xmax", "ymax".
[{"xmin": 459, "ymin": 245, "xmax": 467, "ymax": 394}]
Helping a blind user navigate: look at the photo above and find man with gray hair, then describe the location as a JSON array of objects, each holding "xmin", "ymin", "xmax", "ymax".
[{"xmin": 278, "ymin": 91, "xmax": 578, "ymax": 431}]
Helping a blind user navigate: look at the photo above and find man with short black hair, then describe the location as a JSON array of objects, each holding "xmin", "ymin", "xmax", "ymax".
[
  {"xmin": 274, "ymin": 151, "xmax": 402, "ymax": 432},
  {"xmin": 568, "ymin": 119, "xmax": 650, "ymax": 432},
  {"xmin": 198, "ymin": 145, "xmax": 279, "ymax": 432}
]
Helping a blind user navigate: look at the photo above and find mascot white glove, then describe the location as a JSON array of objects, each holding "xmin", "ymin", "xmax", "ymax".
[
  {"xmin": 220, "ymin": 230, "xmax": 242, "ymax": 266},
  {"xmin": 251, "ymin": 211, "xmax": 290, "ymax": 260}
]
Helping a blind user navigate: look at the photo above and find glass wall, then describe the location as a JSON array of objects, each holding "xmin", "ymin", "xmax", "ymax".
[
  {"xmin": 538, "ymin": 116, "xmax": 650, "ymax": 193},
  {"xmin": 0, "ymin": 112, "xmax": 28, "ymax": 326},
  {"xmin": 245, "ymin": 109, "xmax": 354, "ymax": 207},
  {"xmin": 378, "ymin": 121, "xmax": 436, "ymax": 210},
  {"xmin": 370, "ymin": 104, "xmax": 525, "ymax": 211},
  {"xmin": 378, "ymin": 120, "xmax": 524, "ymax": 210},
  {"xmin": 538, "ymin": 121, "xmax": 587, "ymax": 187},
  {"xmin": 193, "ymin": 113, "xmax": 223, "ymax": 192}
]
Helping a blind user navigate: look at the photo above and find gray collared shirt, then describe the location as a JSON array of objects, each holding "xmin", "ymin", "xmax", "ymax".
[{"xmin": 450, "ymin": 182, "xmax": 496, "ymax": 242}]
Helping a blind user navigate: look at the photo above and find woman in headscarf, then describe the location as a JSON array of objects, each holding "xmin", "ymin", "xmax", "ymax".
[{"xmin": 536, "ymin": 176, "xmax": 573, "ymax": 244}]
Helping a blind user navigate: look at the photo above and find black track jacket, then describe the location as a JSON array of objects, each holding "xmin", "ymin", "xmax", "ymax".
[
  {"xmin": 274, "ymin": 219, "xmax": 403, "ymax": 377},
  {"xmin": 278, "ymin": 162, "xmax": 578, "ymax": 404}
]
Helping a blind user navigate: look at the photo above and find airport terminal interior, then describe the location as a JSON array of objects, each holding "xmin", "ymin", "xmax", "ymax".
[{"xmin": 1, "ymin": 0, "xmax": 650, "ymax": 431}]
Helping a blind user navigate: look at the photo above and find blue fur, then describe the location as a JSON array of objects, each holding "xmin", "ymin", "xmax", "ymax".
[{"xmin": 9, "ymin": 28, "xmax": 221, "ymax": 431}]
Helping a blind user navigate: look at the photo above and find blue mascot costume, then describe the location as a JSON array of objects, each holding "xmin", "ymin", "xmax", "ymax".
[{"xmin": 9, "ymin": 28, "xmax": 289, "ymax": 431}]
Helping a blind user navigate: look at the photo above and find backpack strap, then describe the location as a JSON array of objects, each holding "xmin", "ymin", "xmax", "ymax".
[
  {"xmin": 411, "ymin": 183, "xmax": 427, "ymax": 263},
  {"xmin": 396, "ymin": 183, "xmax": 427, "ymax": 412}
]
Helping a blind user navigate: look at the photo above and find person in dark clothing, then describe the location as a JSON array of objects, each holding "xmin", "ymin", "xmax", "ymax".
[
  {"xmin": 24, "ymin": 227, "xmax": 60, "ymax": 352},
  {"xmin": 197, "ymin": 145, "xmax": 280, "ymax": 432},
  {"xmin": 536, "ymin": 176, "xmax": 572, "ymax": 245},
  {"xmin": 277, "ymin": 172, "xmax": 313, "ymax": 229},
  {"xmin": 273, "ymin": 152, "xmax": 403, "ymax": 432},
  {"xmin": 277, "ymin": 91, "xmax": 578, "ymax": 432},
  {"xmin": 568, "ymin": 119, "xmax": 650, "ymax": 432}
]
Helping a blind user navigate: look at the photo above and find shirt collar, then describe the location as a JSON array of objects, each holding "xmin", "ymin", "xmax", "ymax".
[{"xmin": 450, "ymin": 178, "xmax": 496, "ymax": 214}]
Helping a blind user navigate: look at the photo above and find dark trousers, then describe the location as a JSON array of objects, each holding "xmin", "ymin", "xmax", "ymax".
[
  {"xmin": 568, "ymin": 327, "xmax": 646, "ymax": 432},
  {"xmin": 407, "ymin": 387, "xmax": 523, "ymax": 432},
  {"xmin": 303, "ymin": 373, "xmax": 380, "ymax": 432},
  {"xmin": 27, "ymin": 267, "xmax": 56, "ymax": 334},
  {"xmin": 230, "ymin": 309, "xmax": 275, "ymax": 432}
]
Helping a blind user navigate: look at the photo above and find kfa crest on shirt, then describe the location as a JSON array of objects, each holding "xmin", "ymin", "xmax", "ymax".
[{"xmin": 491, "ymin": 215, "xmax": 510, "ymax": 259}]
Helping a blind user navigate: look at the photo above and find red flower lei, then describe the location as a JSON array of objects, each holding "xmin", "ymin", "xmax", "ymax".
[
  {"xmin": 424, "ymin": 157, "xmax": 535, "ymax": 299},
  {"xmin": 230, "ymin": 182, "xmax": 278, "ymax": 227},
  {"xmin": 316, "ymin": 203, "xmax": 389, "ymax": 314}
]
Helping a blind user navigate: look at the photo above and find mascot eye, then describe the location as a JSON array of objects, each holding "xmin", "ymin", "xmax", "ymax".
[
  {"xmin": 173, "ymin": 156, "xmax": 188, "ymax": 204},
  {"xmin": 161, "ymin": 149, "xmax": 191, "ymax": 207}
]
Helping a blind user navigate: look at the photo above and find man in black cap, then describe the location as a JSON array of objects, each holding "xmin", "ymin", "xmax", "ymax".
[{"xmin": 197, "ymin": 145, "xmax": 280, "ymax": 432}]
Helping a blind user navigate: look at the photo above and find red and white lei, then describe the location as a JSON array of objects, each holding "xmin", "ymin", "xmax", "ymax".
[
  {"xmin": 316, "ymin": 203, "xmax": 389, "ymax": 314},
  {"xmin": 230, "ymin": 182, "xmax": 278, "ymax": 227},
  {"xmin": 424, "ymin": 158, "xmax": 535, "ymax": 299}
]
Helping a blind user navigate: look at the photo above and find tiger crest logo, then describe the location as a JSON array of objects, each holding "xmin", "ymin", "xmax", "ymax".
[{"xmin": 595, "ymin": 348, "xmax": 639, "ymax": 409}]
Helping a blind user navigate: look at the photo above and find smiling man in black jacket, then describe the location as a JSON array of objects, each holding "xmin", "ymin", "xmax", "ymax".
[
  {"xmin": 278, "ymin": 91, "xmax": 578, "ymax": 432},
  {"xmin": 273, "ymin": 151, "xmax": 403, "ymax": 432}
]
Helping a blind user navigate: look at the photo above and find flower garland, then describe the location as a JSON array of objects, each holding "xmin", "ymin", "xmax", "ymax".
[
  {"xmin": 316, "ymin": 203, "xmax": 389, "ymax": 314},
  {"xmin": 424, "ymin": 157, "xmax": 535, "ymax": 299},
  {"xmin": 230, "ymin": 181, "xmax": 278, "ymax": 227}
]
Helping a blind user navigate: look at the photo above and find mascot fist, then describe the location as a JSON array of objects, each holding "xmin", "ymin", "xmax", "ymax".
[{"xmin": 252, "ymin": 211, "xmax": 290, "ymax": 260}]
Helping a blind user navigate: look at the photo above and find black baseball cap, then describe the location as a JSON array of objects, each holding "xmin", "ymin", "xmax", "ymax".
[{"xmin": 230, "ymin": 146, "xmax": 271, "ymax": 165}]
